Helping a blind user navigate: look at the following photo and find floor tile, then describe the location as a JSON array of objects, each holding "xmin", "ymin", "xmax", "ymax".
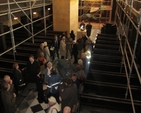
[
  {"xmin": 25, "ymin": 107, "xmax": 33, "ymax": 113},
  {"xmin": 30, "ymin": 104, "xmax": 43, "ymax": 112}
]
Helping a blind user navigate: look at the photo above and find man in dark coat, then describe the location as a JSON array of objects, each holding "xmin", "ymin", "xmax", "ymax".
[
  {"xmin": 51, "ymin": 35, "xmax": 60, "ymax": 60},
  {"xmin": 26, "ymin": 55, "xmax": 43, "ymax": 103},
  {"xmin": 60, "ymin": 78, "xmax": 78, "ymax": 112},
  {"xmin": 72, "ymin": 40, "xmax": 78, "ymax": 64},
  {"xmin": 86, "ymin": 22, "xmax": 92, "ymax": 37},
  {"xmin": 26, "ymin": 55, "xmax": 40, "ymax": 83}
]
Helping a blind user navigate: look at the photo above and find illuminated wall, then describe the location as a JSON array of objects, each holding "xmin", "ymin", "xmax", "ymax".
[{"xmin": 52, "ymin": 0, "xmax": 78, "ymax": 34}]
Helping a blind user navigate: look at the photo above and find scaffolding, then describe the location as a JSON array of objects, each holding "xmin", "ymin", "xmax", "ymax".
[
  {"xmin": 115, "ymin": 0, "xmax": 141, "ymax": 112},
  {"xmin": 79, "ymin": 0, "xmax": 113, "ymax": 23},
  {"xmin": 0, "ymin": 0, "xmax": 53, "ymax": 59}
]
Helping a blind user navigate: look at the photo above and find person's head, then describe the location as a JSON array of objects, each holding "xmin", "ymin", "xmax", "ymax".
[
  {"xmin": 63, "ymin": 106, "xmax": 71, "ymax": 113},
  {"xmin": 81, "ymin": 53, "xmax": 86, "ymax": 59},
  {"xmin": 44, "ymin": 41, "xmax": 48, "ymax": 47},
  {"xmin": 29, "ymin": 55, "xmax": 35, "ymax": 62},
  {"xmin": 78, "ymin": 59, "xmax": 83, "ymax": 65},
  {"xmin": 70, "ymin": 30, "xmax": 74, "ymax": 34},
  {"xmin": 85, "ymin": 45, "xmax": 89, "ymax": 51},
  {"xmin": 62, "ymin": 36, "xmax": 66, "ymax": 41},
  {"xmin": 40, "ymin": 43, "xmax": 44, "ymax": 50},
  {"xmin": 1, "ymin": 82, "xmax": 10, "ymax": 91},
  {"xmin": 48, "ymin": 96, "xmax": 57, "ymax": 106},
  {"xmin": 81, "ymin": 20, "xmax": 84, "ymax": 23},
  {"xmin": 12, "ymin": 62, "xmax": 19, "ymax": 70},
  {"xmin": 3, "ymin": 75, "xmax": 11, "ymax": 83},
  {"xmin": 47, "ymin": 62, "xmax": 52, "ymax": 69},
  {"xmin": 73, "ymin": 40, "xmax": 76, "ymax": 44},
  {"xmin": 39, "ymin": 52, "xmax": 44, "ymax": 57},
  {"xmin": 71, "ymin": 73, "xmax": 77, "ymax": 81},
  {"xmin": 67, "ymin": 34, "xmax": 70, "ymax": 38},
  {"xmin": 51, "ymin": 67, "xmax": 57, "ymax": 74},
  {"xmin": 54, "ymin": 35, "xmax": 58, "ymax": 40},
  {"xmin": 64, "ymin": 78, "xmax": 72, "ymax": 86}
]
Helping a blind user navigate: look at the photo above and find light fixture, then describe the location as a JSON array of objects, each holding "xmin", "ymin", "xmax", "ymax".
[
  {"xmin": 33, "ymin": 12, "xmax": 37, "ymax": 15},
  {"xmin": 48, "ymin": 8, "xmax": 50, "ymax": 10},
  {"xmin": 14, "ymin": 17, "xmax": 18, "ymax": 20}
]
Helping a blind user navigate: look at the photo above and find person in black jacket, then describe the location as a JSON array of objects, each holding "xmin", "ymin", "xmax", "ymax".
[
  {"xmin": 86, "ymin": 22, "xmax": 92, "ymax": 37},
  {"xmin": 26, "ymin": 55, "xmax": 40, "ymax": 84},
  {"xmin": 26, "ymin": 55, "xmax": 44, "ymax": 102},
  {"xmin": 71, "ymin": 40, "xmax": 78, "ymax": 64},
  {"xmin": 12, "ymin": 62, "xmax": 25, "ymax": 95},
  {"xmin": 51, "ymin": 35, "xmax": 60, "ymax": 61},
  {"xmin": 70, "ymin": 30, "xmax": 75, "ymax": 40}
]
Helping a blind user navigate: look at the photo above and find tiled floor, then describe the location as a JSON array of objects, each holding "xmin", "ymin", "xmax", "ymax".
[{"xmin": 16, "ymin": 84, "xmax": 48, "ymax": 113}]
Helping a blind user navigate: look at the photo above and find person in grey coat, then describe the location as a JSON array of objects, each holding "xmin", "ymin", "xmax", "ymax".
[{"xmin": 1, "ymin": 82, "xmax": 16, "ymax": 113}]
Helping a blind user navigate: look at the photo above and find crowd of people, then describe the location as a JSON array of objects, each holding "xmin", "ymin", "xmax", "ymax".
[{"xmin": 1, "ymin": 26, "xmax": 93, "ymax": 113}]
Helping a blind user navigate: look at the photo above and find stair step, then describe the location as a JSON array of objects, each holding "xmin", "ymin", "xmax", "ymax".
[
  {"xmin": 93, "ymin": 48, "xmax": 122, "ymax": 56},
  {"xmin": 92, "ymin": 54, "xmax": 122, "ymax": 63},
  {"xmin": 95, "ymin": 43, "xmax": 119, "ymax": 50},
  {"xmin": 87, "ymin": 70, "xmax": 140, "ymax": 86}
]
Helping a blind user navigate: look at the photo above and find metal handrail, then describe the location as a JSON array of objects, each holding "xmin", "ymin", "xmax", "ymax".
[
  {"xmin": 117, "ymin": 1, "xmax": 141, "ymax": 84},
  {"xmin": 116, "ymin": 25, "xmax": 136, "ymax": 113}
]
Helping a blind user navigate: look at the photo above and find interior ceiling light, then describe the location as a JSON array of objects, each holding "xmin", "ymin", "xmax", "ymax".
[
  {"xmin": 14, "ymin": 17, "xmax": 18, "ymax": 20},
  {"xmin": 33, "ymin": 12, "xmax": 37, "ymax": 14},
  {"xmin": 48, "ymin": 8, "xmax": 50, "ymax": 10}
]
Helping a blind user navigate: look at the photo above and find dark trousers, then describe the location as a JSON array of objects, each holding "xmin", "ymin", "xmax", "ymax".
[
  {"xmin": 73, "ymin": 54, "xmax": 78, "ymax": 64},
  {"xmin": 52, "ymin": 48, "xmax": 59, "ymax": 60},
  {"xmin": 36, "ymin": 77, "xmax": 45, "ymax": 103}
]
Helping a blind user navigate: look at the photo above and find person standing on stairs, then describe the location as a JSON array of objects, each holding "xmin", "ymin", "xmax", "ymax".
[
  {"xmin": 59, "ymin": 36, "xmax": 66, "ymax": 59},
  {"xmin": 37, "ymin": 43, "xmax": 45, "ymax": 59},
  {"xmin": 65, "ymin": 34, "xmax": 73, "ymax": 60},
  {"xmin": 44, "ymin": 41, "xmax": 51, "ymax": 62},
  {"xmin": 51, "ymin": 35, "xmax": 60, "ymax": 61},
  {"xmin": 12, "ymin": 62, "xmax": 26, "ymax": 96},
  {"xmin": 86, "ymin": 22, "xmax": 92, "ymax": 37}
]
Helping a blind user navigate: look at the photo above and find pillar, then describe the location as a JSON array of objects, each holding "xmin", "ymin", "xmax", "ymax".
[{"xmin": 52, "ymin": 0, "xmax": 78, "ymax": 35}]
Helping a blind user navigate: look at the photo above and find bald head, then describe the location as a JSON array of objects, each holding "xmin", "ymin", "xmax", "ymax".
[{"xmin": 63, "ymin": 106, "xmax": 71, "ymax": 113}]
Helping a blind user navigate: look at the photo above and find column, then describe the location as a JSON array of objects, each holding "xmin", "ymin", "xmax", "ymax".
[{"xmin": 52, "ymin": 0, "xmax": 78, "ymax": 35}]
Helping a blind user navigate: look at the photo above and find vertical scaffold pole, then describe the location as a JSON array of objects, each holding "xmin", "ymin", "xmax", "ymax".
[
  {"xmin": 43, "ymin": 0, "xmax": 47, "ymax": 36},
  {"xmin": 125, "ymin": 9, "xmax": 141, "ymax": 99},
  {"xmin": 29, "ymin": 0, "xmax": 34, "ymax": 43},
  {"xmin": 7, "ymin": 0, "xmax": 16, "ymax": 60}
]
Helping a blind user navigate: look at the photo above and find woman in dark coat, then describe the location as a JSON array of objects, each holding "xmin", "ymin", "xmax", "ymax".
[{"xmin": 13, "ymin": 62, "xmax": 25, "ymax": 94}]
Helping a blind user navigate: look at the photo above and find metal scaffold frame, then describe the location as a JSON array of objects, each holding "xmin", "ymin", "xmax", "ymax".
[
  {"xmin": 0, "ymin": 0, "xmax": 53, "ymax": 58},
  {"xmin": 79, "ymin": 0, "xmax": 113, "ymax": 23},
  {"xmin": 115, "ymin": 0, "xmax": 141, "ymax": 113}
]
